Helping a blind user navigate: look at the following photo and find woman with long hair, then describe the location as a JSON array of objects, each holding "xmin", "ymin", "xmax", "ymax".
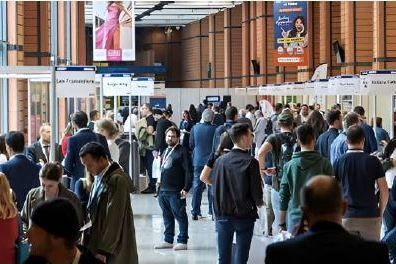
[
  {"xmin": 75, "ymin": 168, "xmax": 95, "ymax": 221},
  {"xmin": 179, "ymin": 110, "xmax": 194, "ymax": 150},
  {"xmin": 0, "ymin": 134, "xmax": 9, "ymax": 164},
  {"xmin": 306, "ymin": 110, "xmax": 326, "ymax": 139},
  {"xmin": 188, "ymin": 104, "xmax": 199, "ymax": 124},
  {"xmin": 0, "ymin": 173, "xmax": 18, "ymax": 264},
  {"xmin": 60, "ymin": 122, "xmax": 74, "ymax": 157},
  {"xmin": 200, "ymin": 132, "xmax": 234, "ymax": 220}
]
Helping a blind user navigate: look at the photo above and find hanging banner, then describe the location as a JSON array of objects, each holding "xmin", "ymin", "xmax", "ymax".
[
  {"xmin": 102, "ymin": 75, "xmax": 132, "ymax": 96},
  {"xmin": 259, "ymin": 85, "xmax": 272, "ymax": 95},
  {"xmin": 55, "ymin": 66, "xmax": 96, "ymax": 98},
  {"xmin": 289, "ymin": 82, "xmax": 308, "ymax": 95},
  {"xmin": 360, "ymin": 70, "xmax": 396, "ymax": 96},
  {"xmin": 328, "ymin": 75, "xmax": 360, "ymax": 95},
  {"xmin": 93, "ymin": 1, "xmax": 135, "ymax": 61},
  {"xmin": 273, "ymin": 1, "xmax": 309, "ymax": 66},
  {"xmin": 131, "ymin": 77, "xmax": 154, "ymax": 96}
]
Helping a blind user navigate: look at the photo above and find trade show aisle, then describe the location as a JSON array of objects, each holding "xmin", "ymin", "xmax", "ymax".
[{"xmin": 132, "ymin": 193, "xmax": 218, "ymax": 264}]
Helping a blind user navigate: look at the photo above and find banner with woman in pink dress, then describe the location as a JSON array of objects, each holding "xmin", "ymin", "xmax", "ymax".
[{"xmin": 93, "ymin": 1, "xmax": 135, "ymax": 61}]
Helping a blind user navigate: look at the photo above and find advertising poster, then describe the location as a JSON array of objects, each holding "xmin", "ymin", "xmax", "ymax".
[
  {"xmin": 93, "ymin": 1, "xmax": 135, "ymax": 61},
  {"xmin": 273, "ymin": 1, "xmax": 309, "ymax": 66}
]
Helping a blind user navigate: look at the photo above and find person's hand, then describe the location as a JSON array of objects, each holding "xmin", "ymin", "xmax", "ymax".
[
  {"xmin": 180, "ymin": 190, "xmax": 188, "ymax": 199},
  {"xmin": 153, "ymin": 150, "xmax": 159, "ymax": 159},
  {"xmin": 95, "ymin": 254, "xmax": 106, "ymax": 263},
  {"xmin": 39, "ymin": 159, "xmax": 45, "ymax": 166},
  {"xmin": 264, "ymin": 167, "xmax": 276, "ymax": 176}
]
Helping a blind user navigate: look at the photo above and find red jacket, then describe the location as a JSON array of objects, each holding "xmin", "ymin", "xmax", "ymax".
[{"xmin": 0, "ymin": 216, "xmax": 18, "ymax": 264}]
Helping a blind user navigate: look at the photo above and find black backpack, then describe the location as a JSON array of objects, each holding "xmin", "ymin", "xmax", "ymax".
[{"xmin": 272, "ymin": 132, "xmax": 299, "ymax": 191}]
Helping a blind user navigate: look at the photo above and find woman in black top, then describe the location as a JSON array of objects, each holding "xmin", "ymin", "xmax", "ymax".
[
  {"xmin": 200, "ymin": 132, "xmax": 233, "ymax": 219},
  {"xmin": 179, "ymin": 110, "xmax": 194, "ymax": 150}
]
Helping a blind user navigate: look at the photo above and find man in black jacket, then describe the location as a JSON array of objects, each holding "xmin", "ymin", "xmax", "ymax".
[
  {"xmin": 154, "ymin": 109, "xmax": 175, "ymax": 155},
  {"xmin": 26, "ymin": 123, "xmax": 63, "ymax": 164},
  {"xmin": 265, "ymin": 176, "xmax": 390, "ymax": 264},
  {"xmin": 154, "ymin": 126, "xmax": 193, "ymax": 251},
  {"xmin": 211, "ymin": 123, "xmax": 263, "ymax": 264}
]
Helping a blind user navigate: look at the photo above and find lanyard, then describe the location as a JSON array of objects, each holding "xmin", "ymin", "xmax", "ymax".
[{"xmin": 161, "ymin": 144, "xmax": 179, "ymax": 168}]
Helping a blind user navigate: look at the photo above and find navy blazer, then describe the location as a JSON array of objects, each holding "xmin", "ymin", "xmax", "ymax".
[
  {"xmin": 64, "ymin": 128, "xmax": 110, "ymax": 182},
  {"xmin": 189, "ymin": 122, "xmax": 216, "ymax": 167},
  {"xmin": 0, "ymin": 154, "xmax": 41, "ymax": 210},
  {"xmin": 265, "ymin": 221, "xmax": 390, "ymax": 264}
]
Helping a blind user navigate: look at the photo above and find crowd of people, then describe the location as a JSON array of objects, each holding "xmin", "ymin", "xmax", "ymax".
[{"xmin": 1, "ymin": 98, "xmax": 396, "ymax": 263}]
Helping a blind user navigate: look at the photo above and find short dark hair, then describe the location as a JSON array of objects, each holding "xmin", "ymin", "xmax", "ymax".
[
  {"xmin": 296, "ymin": 124, "xmax": 315, "ymax": 145},
  {"xmin": 326, "ymin": 110, "xmax": 341, "ymax": 126},
  {"xmin": 79, "ymin": 142, "xmax": 108, "ymax": 160},
  {"xmin": 344, "ymin": 112, "xmax": 360, "ymax": 129},
  {"xmin": 225, "ymin": 106, "xmax": 238, "ymax": 121},
  {"xmin": 72, "ymin": 111, "xmax": 88, "ymax": 128},
  {"xmin": 153, "ymin": 108, "xmax": 163, "ymax": 116},
  {"xmin": 301, "ymin": 176, "xmax": 343, "ymax": 215},
  {"xmin": 353, "ymin": 106, "xmax": 365, "ymax": 117},
  {"xmin": 346, "ymin": 125, "xmax": 365, "ymax": 145},
  {"xmin": 165, "ymin": 126, "xmax": 180, "ymax": 138},
  {"xmin": 5, "ymin": 131, "xmax": 25, "ymax": 153},
  {"xmin": 275, "ymin": 103, "xmax": 283, "ymax": 112},
  {"xmin": 301, "ymin": 104, "xmax": 308, "ymax": 109},
  {"xmin": 376, "ymin": 117, "xmax": 383, "ymax": 128},
  {"xmin": 246, "ymin": 104, "xmax": 254, "ymax": 111},
  {"xmin": 39, "ymin": 162, "xmax": 63, "ymax": 181},
  {"xmin": 89, "ymin": 110, "xmax": 99, "ymax": 120},
  {"xmin": 229, "ymin": 123, "xmax": 251, "ymax": 144}
]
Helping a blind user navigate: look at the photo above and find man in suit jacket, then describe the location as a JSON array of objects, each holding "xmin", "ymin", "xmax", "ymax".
[
  {"xmin": 64, "ymin": 111, "xmax": 110, "ymax": 191},
  {"xmin": 265, "ymin": 176, "xmax": 390, "ymax": 264},
  {"xmin": 0, "ymin": 131, "xmax": 41, "ymax": 210},
  {"xmin": 26, "ymin": 123, "xmax": 63, "ymax": 164}
]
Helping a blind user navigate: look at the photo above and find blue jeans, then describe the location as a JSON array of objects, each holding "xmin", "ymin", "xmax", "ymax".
[
  {"xmin": 208, "ymin": 185, "xmax": 213, "ymax": 215},
  {"xmin": 191, "ymin": 166, "xmax": 204, "ymax": 216},
  {"xmin": 271, "ymin": 189, "xmax": 281, "ymax": 233},
  {"xmin": 144, "ymin": 150, "xmax": 156, "ymax": 188},
  {"xmin": 216, "ymin": 218, "xmax": 255, "ymax": 264},
  {"xmin": 158, "ymin": 191, "xmax": 189, "ymax": 244},
  {"xmin": 382, "ymin": 203, "xmax": 396, "ymax": 260}
]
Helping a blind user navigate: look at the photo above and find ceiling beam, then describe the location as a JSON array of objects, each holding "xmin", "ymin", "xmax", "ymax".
[{"xmin": 135, "ymin": 1, "xmax": 174, "ymax": 21}]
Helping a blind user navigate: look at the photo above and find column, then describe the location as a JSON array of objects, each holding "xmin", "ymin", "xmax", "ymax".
[{"xmin": 242, "ymin": 2, "xmax": 250, "ymax": 87}]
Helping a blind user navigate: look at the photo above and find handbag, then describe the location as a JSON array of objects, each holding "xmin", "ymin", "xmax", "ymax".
[{"xmin": 16, "ymin": 214, "xmax": 30, "ymax": 264}]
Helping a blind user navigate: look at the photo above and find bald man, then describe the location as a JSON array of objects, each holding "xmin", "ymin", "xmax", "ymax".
[{"xmin": 265, "ymin": 176, "xmax": 390, "ymax": 264}]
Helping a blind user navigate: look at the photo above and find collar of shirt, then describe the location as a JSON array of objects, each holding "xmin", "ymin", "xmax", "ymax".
[
  {"xmin": 233, "ymin": 146, "xmax": 249, "ymax": 152},
  {"xmin": 346, "ymin": 149, "xmax": 364, "ymax": 153},
  {"xmin": 39, "ymin": 138, "xmax": 48, "ymax": 147},
  {"xmin": 97, "ymin": 162, "xmax": 112, "ymax": 178},
  {"xmin": 77, "ymin": 127, "xmax": 90, "ymax": 134}
]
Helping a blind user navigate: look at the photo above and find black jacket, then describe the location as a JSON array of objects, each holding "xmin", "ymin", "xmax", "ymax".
[
  {"xmin": 265, "ymin": 221, "xmax": 390, "ymax": 264},
  {"xmin": 155, "ymin": 118, "xmax": 175, "ymax": 154},
  {"xmin": 26, "ymin": 140, "xmax": 63, "ymax": 164},
  {"xmin": 160, "ymin": 144, "xmax": 193, "ymax": 192},
  {"xmin": 212, "ymin": 149, "xmax": 263, "ymax": 219}
]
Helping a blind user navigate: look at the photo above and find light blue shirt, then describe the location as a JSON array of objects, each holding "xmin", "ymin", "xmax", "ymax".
[{"xmin": 330, "ymin": 132, "xmax": 348, "ymax": 166}]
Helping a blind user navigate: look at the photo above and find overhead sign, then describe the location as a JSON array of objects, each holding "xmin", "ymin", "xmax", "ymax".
[
  {"xmin": 93, "ymin": 1, "xmax": 135, "ymax": 61},
  {"xmin": 235, "ymin": 87, "xmax": 247, "ymax": 96},
  {"xmin": 102, "ymin": 75, "xmax": 132, "ymax": 96},
  {"xmin": 329, "ymin": 75, "xmax": 360, "ymax": 95},
  {"xmin": 131, "ymin": 77, "xmax": 154, "ymax": 96},
  {"xmin": 314, "ymin": 79, "xmax": 330, "ymax": 95},
  {"xmin": 247, "ymin": 87, "xmax": 259, "ymax": 95},
  {"xmin": 273, "ymin": 1, "xmax": 309, "ymax": 66},
  {"xmin": 154, "ymin": 82, "xmax": 166, "ymax": 96},
  {"xmin": 55, "ymin": 66, "xmax": 96, "ymax": 98},
  {"xmin": 360, "ymin": 70, "xmax": 396, "ymax": 95}
]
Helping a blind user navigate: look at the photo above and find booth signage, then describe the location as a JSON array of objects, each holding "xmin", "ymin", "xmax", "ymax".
[
  {"xmin": 55, "ymin": 67, "xmax": 96, "ymax": 98},
  {"xmin": 329, "ymin": 75, "xmax": 360, "ymax": 95},
  {"xmin": 102, "ymin": 75, "xmax": 132, "ymax": 96},
  {"xmin": 131, "ymin": 78, "xmax": 154, "ymax": 96},
  {"xmin": 314, "ymin": 79, "xmax": 330, "ymax": 95},
  {"xmin": 360, "ymin": 71, "xmax": 396, "ymax": 96}
]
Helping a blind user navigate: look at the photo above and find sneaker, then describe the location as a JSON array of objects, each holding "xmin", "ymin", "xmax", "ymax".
[
  {"xmin": 192, "ymin": 215, "xmax": 198, "ymax": 221},
  {"xmin": 173, "ymin": 243, "xmax": 187, "ymax": 251},
  {"xmin": 141, "ymin": 187, "xmax": 155, "ymax": 194},
  {"xmin": 154, "ymin": 242, "xmax": 173, "ymax": 249}
]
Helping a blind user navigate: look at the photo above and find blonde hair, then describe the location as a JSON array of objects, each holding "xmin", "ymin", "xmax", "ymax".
[
  {"xmin": 0, "ymin": 173, "xmax": 17, "ymax": 219},
  {"xmin": 96, "ymin": 118, "xmax": 119, "ymax": 138}
]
